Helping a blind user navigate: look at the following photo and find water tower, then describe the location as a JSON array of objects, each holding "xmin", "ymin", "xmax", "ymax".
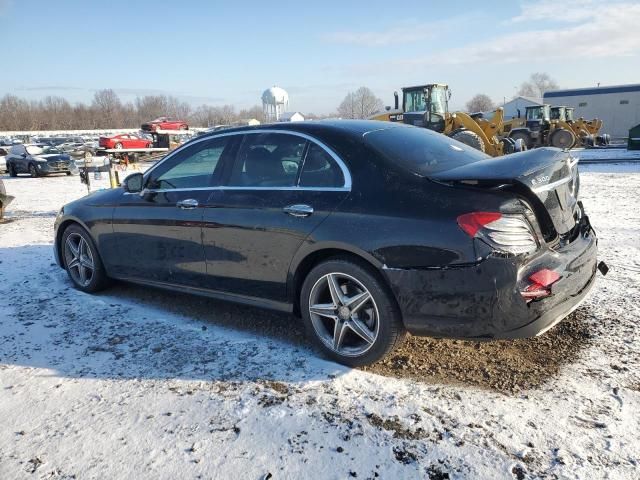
[{"xmin": 262, "ymin": 86, "xmax": 289, "ymax": 122}]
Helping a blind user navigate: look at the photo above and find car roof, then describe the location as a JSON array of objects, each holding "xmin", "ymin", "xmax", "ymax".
[{"xmin": 197, "ymin": 119, "xmax": 399, "ymax": 140}]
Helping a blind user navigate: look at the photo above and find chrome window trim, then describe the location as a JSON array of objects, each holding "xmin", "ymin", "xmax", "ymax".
[
  {"xmin": 142, "ymin": 129, "xmax": 352, "ymax": 191},
  {"xmin": 124, "ymin": 185, "xmax": 350, "ymax": 196}
]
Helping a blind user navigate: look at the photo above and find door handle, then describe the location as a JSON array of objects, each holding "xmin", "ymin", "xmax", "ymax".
[
  {"xmin": 283, "ymin": 204, "xmax": 313, "ymax": 217},
  {"xmin": 176, "ymin": 198, "xmax": 199, "ymax": 209}
]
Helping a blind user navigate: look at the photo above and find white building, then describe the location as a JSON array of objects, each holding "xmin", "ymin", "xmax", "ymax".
[
  {"xmin": 544, "ymin": 84, "xmax": 640, "ymax": 138},
  {"xmin": 279, "ymin": 112, "xmax": 305, "ymax": 122},
  {"xmin": 501, "ymin": 96, "xmax": 542, "ymax": 119}
]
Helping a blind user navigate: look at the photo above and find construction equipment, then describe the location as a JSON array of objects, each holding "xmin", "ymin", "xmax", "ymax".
[
  {"xmin": 502, "ymin": 105, "xmax": 610, "ymax": 149},
  {"xmin": 501, "ymin": 104, "xmax": 576, "ymax": 149},
  {"xmin": 370, "ymin": 84, "xmax": 520, "ymax": 157},
  {"xmin": 561, "ymin": 107, "xmax": 610, "ymax": 147}
]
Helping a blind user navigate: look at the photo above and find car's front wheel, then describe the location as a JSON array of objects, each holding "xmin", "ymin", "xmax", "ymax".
[
  {"xmin": 8, "ymin": 163, "xmax": 17, "ymax": 177},
  {"xmin": 300, "ymin": 258, "xmax": 406, "ymax": 367},
  {"xmin": 28, "ymin": 163, "xmax": 39, "ymax": 178},
  {"xmin": 61, "ymin": 224, "xmax": 110, "ymax": 293}
]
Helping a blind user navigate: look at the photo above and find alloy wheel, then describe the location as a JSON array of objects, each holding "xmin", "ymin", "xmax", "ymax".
[
  {"xmin": 63, "ymin": 233, "xmax": 95, "ymax": 287},
  {"xmin": 308, "ymin": 272, "xmax": 380, "ymax": 357}
]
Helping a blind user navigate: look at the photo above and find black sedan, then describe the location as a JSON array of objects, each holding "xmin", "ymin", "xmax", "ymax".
[
  {"xmin": 6, "ymin": 144, "xmax": 78, "ymax": 177},
  {"xmin": 53, "ymin": 121, "xmax": 599, "ymax": 366}
]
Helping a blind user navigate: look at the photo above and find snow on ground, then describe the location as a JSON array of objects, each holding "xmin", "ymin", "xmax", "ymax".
[
  {"xmin": 574, "ymin": 148, "xmax": 640, "ymax": 163},
  {"xmin": 0, "ymin": 164, "xmax": 639, "ymax": 479}
]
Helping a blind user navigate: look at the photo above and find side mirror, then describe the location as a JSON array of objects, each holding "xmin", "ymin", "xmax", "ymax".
[
  {"xmin": 21, "ymin": 153, "xmax": 27, "ymax": 158},
  {"xmin": 123, "ymin": 172, "xmax": 143, "ymax": 193}
]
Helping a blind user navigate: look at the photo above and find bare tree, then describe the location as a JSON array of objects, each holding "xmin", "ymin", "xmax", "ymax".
[
  {"xmin": 518, "ymin": 73, "xmax": 559, "ymax": 99},
  {"xmin": 91, "ymin": 89, "xmax": 123, "ymax": 128},
  {"xmin": 337, "ymin": 87, "xmax": 383, "ymax": 119},
  {"xmin": 465, "ymin": 94, "xmax": 495, "ymax": 113}
]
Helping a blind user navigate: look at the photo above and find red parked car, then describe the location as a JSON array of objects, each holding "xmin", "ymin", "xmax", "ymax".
[
  {"xmin": 141, "ymin": 117, "xmax": 189, "ymax": 132},
  {"xmin": 99, "ymin": 134, "xmax": 153, "ymax": 150}
]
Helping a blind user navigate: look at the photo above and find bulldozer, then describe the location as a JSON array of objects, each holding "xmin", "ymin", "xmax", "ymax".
[
  {"xmin": 501, "ymin": 104, "xmax": 576, "ymax": 150},
  {"xmin": 370, "ymin": 84, "xmax": 520, "ymax": 157}
]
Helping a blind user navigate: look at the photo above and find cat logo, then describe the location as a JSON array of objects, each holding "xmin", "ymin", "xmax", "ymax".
[{"xmin": 388, "ymin": 114, "xmax": 404, "ymax": 122}]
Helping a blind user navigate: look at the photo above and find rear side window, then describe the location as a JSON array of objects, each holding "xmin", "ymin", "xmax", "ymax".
[
  {"xmin": 228, "ymin": 133, "xmax": 307, "ymax": 187},
  {"xmin": 299, "ymin": 143, "xmax": 345, "ymax": 188},
  {"xmin": 364, "ymin": 125, "xmax": 488, "ymax": 176}
]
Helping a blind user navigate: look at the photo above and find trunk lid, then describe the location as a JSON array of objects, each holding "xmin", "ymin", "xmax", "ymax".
[{"xmin": 430, "ymin": 147, "xmax": 580, "ymax": 237}]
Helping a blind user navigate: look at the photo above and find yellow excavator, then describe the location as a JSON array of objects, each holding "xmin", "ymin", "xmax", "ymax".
[{"xmin": 370, "ymin": 84, "xmax": 522, "ymax": 157}]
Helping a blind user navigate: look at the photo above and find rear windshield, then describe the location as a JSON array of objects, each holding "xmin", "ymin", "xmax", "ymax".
[{"xmin": 364, "ymin": 125, "xmax": 489, "ymax": 175}]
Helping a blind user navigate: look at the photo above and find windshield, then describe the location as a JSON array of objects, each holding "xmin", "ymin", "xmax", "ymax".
[
  {"xmin": 550, "ymin": 107, "xmax": 566, "ymax": 121},
  {"xmin": 364, "ymin": 124, "xmax": 489, "ymax": 176},
  {"xmin": 26, "ymin": 145, "xmax": 62, "ymax": 155},
  {"xmin": 526, "ymin": 107, "xmax": 544, "ymax": 121}
]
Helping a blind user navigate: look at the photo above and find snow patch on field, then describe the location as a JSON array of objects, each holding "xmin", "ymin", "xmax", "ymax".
[{"xmin": 0, "ymin": 168, "xmax": 639, "ymax": 479}]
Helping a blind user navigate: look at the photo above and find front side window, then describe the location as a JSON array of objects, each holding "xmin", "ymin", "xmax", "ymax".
[
  {"xmin": 228, "ymin": 133, "xmax": 306, "ymax": 187},
  {"xmin": 146, "ymin": 137, "xmax": 230, "ymax": 190},
  {"xmin": 299, "ymin": 143, "xmax": 345, "ymax": 188}
]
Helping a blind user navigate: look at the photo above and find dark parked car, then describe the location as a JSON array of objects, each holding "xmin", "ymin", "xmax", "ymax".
[
  {"xmin": 53, "ymin": 121, "xmax": 599, "ymax": 366},
  {"xmin": 7, "ymin": 144, "xmax": 78, "ymax": 177}
]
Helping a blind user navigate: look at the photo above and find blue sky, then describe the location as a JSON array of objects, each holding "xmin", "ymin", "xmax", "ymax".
[{"xmin": 1, "ymin": 0, "xmax": 639, "ymax": 113}]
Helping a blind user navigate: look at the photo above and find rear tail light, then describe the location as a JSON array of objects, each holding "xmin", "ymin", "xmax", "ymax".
[
  {"xmin": 457, "ymin": 212, "xmax": 538, "ymax": 255},
  {"xmin": 520, "ymin": 268, "xmax": 560, "ymax": 302}
]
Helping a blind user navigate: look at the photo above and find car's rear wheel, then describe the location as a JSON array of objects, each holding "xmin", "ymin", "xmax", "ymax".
[
  {"xmin": 300, "ymin": 258, "xmax": 406, "ymax": 367},
  {"xmin": 61, "ymin": 224, "xmax": 110, "ymax": 293},
  {"xmin": 28, "ymin": 163, "xmax": 39, "ymax": 177}
]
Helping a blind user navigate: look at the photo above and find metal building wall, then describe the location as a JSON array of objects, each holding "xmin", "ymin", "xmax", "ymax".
[{"xmin": 544, "ymin": 85, "xmax": 640, "ymax": 139}]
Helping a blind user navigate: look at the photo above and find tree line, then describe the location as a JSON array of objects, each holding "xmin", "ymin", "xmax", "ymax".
[{"xmin": 0, "ymin": 89, "xmax": 271, "ymax": 131}]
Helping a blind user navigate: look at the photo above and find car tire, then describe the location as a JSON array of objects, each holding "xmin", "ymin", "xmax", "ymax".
[
  {"xmin": 61, "ymin": 224, "xmax": 111, "ymax": 293},
  {"xmin": 179, "ymin": 125, "xmax": 187, "ymax": 130},
  {"xmin": 300, "ymin": 258, "xmax": 406, "ymax": 367},
  {"xmin": 28, "ymin": 163, "xmax": 39, "ymax": 178},
  {"xmin": 114, "ymin": 143, "xmax": 123, "ymax": 150},
  {"xmin": 8, "ymin": 163, "xmax": 17, "ymax": 177}
]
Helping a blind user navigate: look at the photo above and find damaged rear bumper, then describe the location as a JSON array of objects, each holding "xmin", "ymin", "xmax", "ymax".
[{"xmin": 383, "ymin": 218, "xmax": 598, "ymax": 339}]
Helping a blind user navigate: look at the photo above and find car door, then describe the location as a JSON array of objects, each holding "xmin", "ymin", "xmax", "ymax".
[
  {"xmin": 11, "ymin": 145, "xmax": 28, "ymax": 172},
  {"xmin": 200, "ymin": 131, "xmax": 351, "ymax": 304},
  {"xmin": 109, "ymin": 135, "xmax": 238, "ymax": 287}
]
